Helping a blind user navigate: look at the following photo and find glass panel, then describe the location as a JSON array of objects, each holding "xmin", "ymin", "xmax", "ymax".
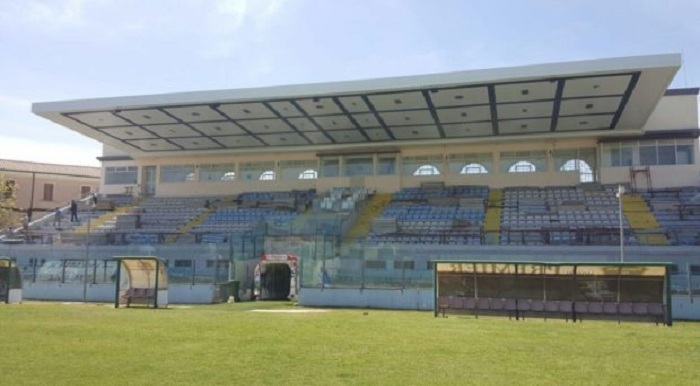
[
  {"xmin": 676, "ymin": 144, "xmax": 694, "ymax": 165},
  {"xmin": 402, "ymin": 155, "xmax": 443, "ymax": 176},
  {"xmin": 199, "ymin": 164, "xmax": 236, "ymax": 182},
  {"xmin": 105, "ymin": 166, "xmax": 138, "ymax": 185},
  {"xmin": 343, "ymin": 156, "xmax": 373, "ymax": 177},
  {"xmin": 239, "ymin": 162, "xmax": 275, "ymax": 181},
  {"xmin": 658, "ymin": 145, "xmax": 676, "ymax": 165},
  {"xmin": 448, "ymin": 153, "xmax": 492, "ymax": 175},
  {"xmin": 620, "ymin": 146, "xmax": 634, "ymax": 166},
  {"xmin": 639, "ymin": 145, "xmax": 657, "ymax": 166},
  {"xmin": 279, "ymin": 160, "xmax": 317, "ymax": 180},
  {"xmin": 159, "ymin": 165, "xmax": 195, "ymax": 183},
  {"xmin": 321, "ymin": 157, "xmax": 339, "ymax": 178},
  {"xmin": 377, "ymin": 156, "xmax": 397, "ymax": 175}
]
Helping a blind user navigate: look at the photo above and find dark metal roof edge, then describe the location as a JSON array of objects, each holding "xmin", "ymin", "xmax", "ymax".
[
  {"xmin": 664, "ymin": 88, "xmax": 700, "ymax": 96},
  {"xmin": 598, "ymin": 128, "xmax": 700, "ymax": 143},
  {"xmin": 97, "ymin": 155, "xmax": 134, "ymax": 162}
]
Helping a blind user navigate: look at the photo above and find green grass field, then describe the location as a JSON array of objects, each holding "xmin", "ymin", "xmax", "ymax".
[{"xmin": 1, "ymin": 302, "xmax": 699, "ymax": 385}]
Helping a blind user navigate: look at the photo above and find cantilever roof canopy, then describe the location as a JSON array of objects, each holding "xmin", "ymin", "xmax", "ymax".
[{"xmin": 32, "ymin": 54, "xmax": 681, "ymax": 158}]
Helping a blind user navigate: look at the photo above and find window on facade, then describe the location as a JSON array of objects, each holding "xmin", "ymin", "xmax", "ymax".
[
  {"xmin": 174, "ymin": 260, "xmax": 192, "ymax": 268},
  {"xmin": 343, "ymin": 156, "xmax": 373, "ymax": 177},
  {"xmin": 105, "ymin": 166, "xmax": 138, "ymax": 185},
  {"xmin": 602, "ymin": 140, "xmax": 696, "ymax": 167},
  {"xmin": 160, "ymin": 164, "xmax": 195, "ymax": 183},
  {"xmin": 508, "ymin": 161, "xmax": 537, "ymax": 173},
  {"xmin": 80, "ymin": 186, "xmax": 92, "ymax": 198},
  {"xmin": 559, "ymin": 160, "xmax": 594, "ymax": 182},
  {"xmin": 676, "ymin": 140, "xmax": 694, "ymax": 165},
  {"xmin": 402, "ymin": 155, "xmax": 442, "ymax": 176},
  {"xmin": 240, "ymin": 161, "xmax": 275, "ymax": 181},
  {"xmin": 260, "ymin": 171, "xmax": 276, "ymax": 181},
  {"xmin": 320, "ymin": 157, "xmax": 340, "ymax": 178},
  {"xmin": 299, "ymin": 169, "xmax": 318, "ymax": 179},
  {"xmin": 658, "ymin": 140, "xmax": 676, "ymax": 165},
  {"xmin": 43, "ymin": 183, "xmax": 54, "ymax": 201},
  {"xmin": 199, "ymin": 164, "xmax": 236, "ymax": 182},
  {"xmin": 413, "ymin": 165, "xmax": 441, "ymax": 176},
  {"xmin": 377, "ymin": 155, "xmax": 397, "ymax": 175},
  {"xmin": 460, "ymin": 163, "xmax": 488, "ymax": 174},
  {"xmin": 500, "ymin": 151, "xmax": 547, "ymax": 173},
  {"xmin": 449, "ymin": 153, "xmax": 492, "ymax": 175},
  {"xmin": 280, "ymin": 160, "xmax": 317, "ymax": 180}
]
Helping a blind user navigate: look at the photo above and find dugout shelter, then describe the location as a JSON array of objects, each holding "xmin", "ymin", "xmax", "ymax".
[
  {"xmin": 434, "ymin": 261, "xmax": 673, "ymax": 325},
  {"xmin": 113, "ymin": 256, "xmax": 168, "ymax": 308},
  {"xmin": 0, "ymin": 257, "xmax": 22, "ymax": 304}
]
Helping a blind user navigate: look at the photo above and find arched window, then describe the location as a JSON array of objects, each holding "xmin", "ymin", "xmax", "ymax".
[
  {"xmin": 508, "ymin": 160, "xmax": 537, "ymax": 173},
  {"xmin": 413, "ymin": 164, "xmax": 440, "ymax": 176},
  {"xmin": 260, "ymin": 171, "xmax": 275, "ymax": 181},
  {"xmin": 221, "ymin": 172, "xmax": 236, "ymax": 181},
  {"xmin": 460, "ymin": 163, "xmax": 488, "ymax": 174},
  {"xmin": 560, "ymin": 159, "xmax": 594, "ymax": 183},
  {"xmin": 298, "ymin": 169, "xmax": 318, "ymax": 180}
]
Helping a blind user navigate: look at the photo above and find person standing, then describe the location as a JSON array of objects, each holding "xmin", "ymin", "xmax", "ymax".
[
  {"xmin": 53, "ymin": 208, "xmax": 63, "ymax": 228},
  {"xmin": 70, "ymin": 200, "xmax": 79, "ymax": 222}
]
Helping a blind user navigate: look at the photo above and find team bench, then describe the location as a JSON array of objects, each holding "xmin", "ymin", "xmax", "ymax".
[
  {"xmin": 437, "ymin": 296, "xmax": 667, "ymax": 325},
  {"xmin": 121, "ymin": 288, "xmax": 156, "ymax": 307}
]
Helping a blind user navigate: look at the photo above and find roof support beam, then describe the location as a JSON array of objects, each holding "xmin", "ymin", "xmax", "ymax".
[
  {"xmin": 550, "ymin": 79, "xmax": 566, "ymax": 132},
  {"xmin": 360, "ymin": 95, "xmax": 395, "ymax": 140},
  {"xmin": 210, "ymin": 104, "xmax": 270, "ymax": 146},
  {"xmin": 610, "ymin": 72, "xmax": 641, "ymax": 130},
  {"xmin": 422, "ymin": 90, "xmax": 446, "ymax": 138},
  {"xmin": 330, "ymin": 97, "xmax": 370, "ymax": 141},
  {"xmin": 156, "ymin": 108, "xmax": 226, "ymax": 149},
  {"xmin": 261, "ymin": 101, "xmax": 314, "ymax": 145},
  {"xmin": 487, "ymin": 85, "xmax": 499, "ymax": 136},
  {"xmin": 287, "ymin": 100, "xmax": 335, "ymax": 144}
]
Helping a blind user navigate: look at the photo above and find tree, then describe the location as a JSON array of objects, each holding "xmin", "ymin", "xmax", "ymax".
[{"xmin": 0, "ymin": 174, "xmax": 19, "ymax": 229}]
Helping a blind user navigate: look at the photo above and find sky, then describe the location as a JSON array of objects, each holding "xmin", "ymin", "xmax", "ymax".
[{"xmin": 1, "ymin": 0, "xmax": 699, "ymax": 167}]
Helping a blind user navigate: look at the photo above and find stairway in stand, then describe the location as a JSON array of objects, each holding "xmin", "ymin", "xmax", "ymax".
[
  {"xmin": 483, "ymin": 189, "xmax": 502, "ymax": 245},
  {"xmin": 72, "ymin": 199, "xmax": 142, "ymax": 235},
  {"xmin": 165, "ymin": 208, "xmax": 215, "ymax": 244},
  {"xmin": 342, "ymin": 193, "xmax": 392, "ymax": 244},
  {"xmin": 622, "ymin": 194, "xmax": 669, "ymax": 246}
]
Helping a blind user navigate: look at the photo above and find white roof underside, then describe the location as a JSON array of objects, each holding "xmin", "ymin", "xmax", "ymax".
[{"xmin": 32, "ymin": 54, "xmax": 681, "ymax": 158}]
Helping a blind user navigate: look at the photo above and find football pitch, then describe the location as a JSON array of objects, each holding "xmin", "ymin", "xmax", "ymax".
[{"xmin": 1, "ymin": 302, "xmax": 699, "ymax": 385}]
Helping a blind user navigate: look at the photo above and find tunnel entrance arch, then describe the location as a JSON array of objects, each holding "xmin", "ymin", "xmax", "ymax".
[{"xmin": 254, "ymin": 254, "xmax": 298, "ymax": 300}]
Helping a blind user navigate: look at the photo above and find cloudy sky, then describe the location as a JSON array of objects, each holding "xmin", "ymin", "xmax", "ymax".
[{"xmin": 1, "ymin": 0, "xmax": 699, "ymax": 166}]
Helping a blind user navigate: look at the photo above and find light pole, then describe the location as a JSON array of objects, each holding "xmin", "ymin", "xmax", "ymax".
[
  {"xmin": 83, "ymin": 200, "xmax": 94, "ymax": 302},
  {"xmin": 616, "ymin": 185, "xmax": 625, "ymax": 263}
]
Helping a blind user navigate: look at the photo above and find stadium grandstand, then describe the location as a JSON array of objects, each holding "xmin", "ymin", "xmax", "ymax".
[{"xmin": 2, "ymin": 53, "xmax": 697, "ymax": 318}]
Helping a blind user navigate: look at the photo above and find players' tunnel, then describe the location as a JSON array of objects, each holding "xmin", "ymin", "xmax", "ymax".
[{"xmin": 260, "ymin": 263, "xmax": 292, "ymax": 300}]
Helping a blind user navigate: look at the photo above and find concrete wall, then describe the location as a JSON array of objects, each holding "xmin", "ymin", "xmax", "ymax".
[
  {"xmin": 642, "ymin": 94, "xmax": 699, "ymax": 132},
  {"xmin": 22, "ymin": 282, "xmax": 217, "ymax": 304}
]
